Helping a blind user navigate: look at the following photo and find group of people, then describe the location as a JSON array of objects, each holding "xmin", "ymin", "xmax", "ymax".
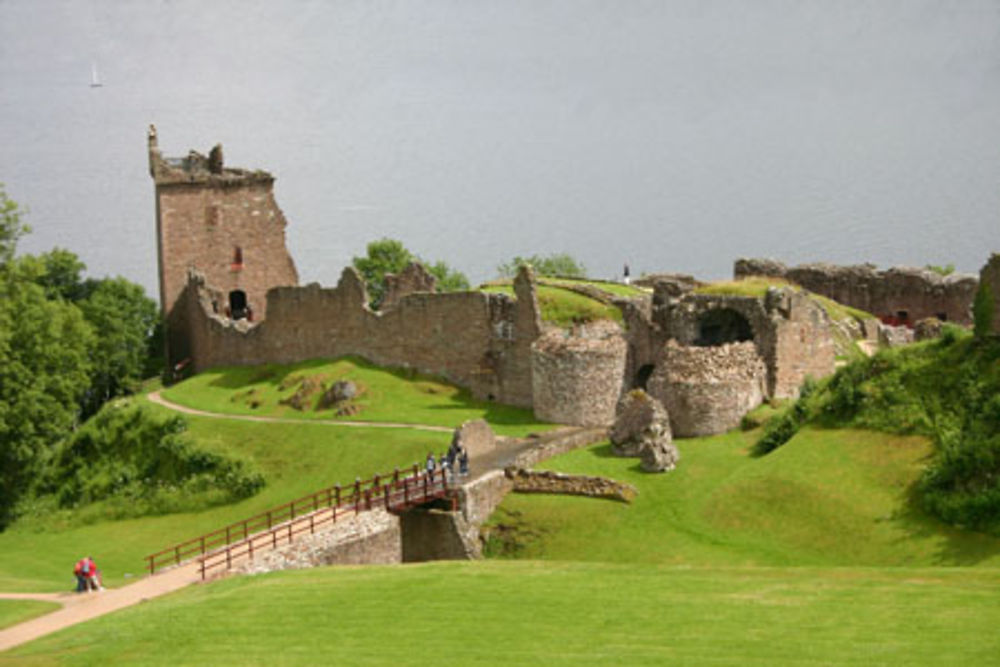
[
  {"xmin": 73, "ymin": 556, "xmax": 103, "ymax": 593},
  {"xmin": 425, "ymin": 438, "xmax": 470, "ymax": 480}
]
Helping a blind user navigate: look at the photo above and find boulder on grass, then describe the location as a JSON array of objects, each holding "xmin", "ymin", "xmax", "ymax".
[{"xmin": 610, "ymin": 389, "xmax": 670, "ymax": 457}]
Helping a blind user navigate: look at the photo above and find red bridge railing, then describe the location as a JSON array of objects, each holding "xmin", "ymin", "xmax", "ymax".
[{"xmin": 145, "ymin": 464, "xmax": 454, "ymax": 579}]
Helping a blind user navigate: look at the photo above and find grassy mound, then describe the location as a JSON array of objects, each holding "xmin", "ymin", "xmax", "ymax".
[
  {"xmin": 755, "ymin": 332, "xmax": 1000, "ymax": 533},
  {"xmin": 6, "ymin": 562, "xmax": 1000, "ymax": 664},
  {"xmin": 161, "ymin": 356, "xmax": 551, "ymax": 437},
  {"xmin": 0, "ymin": 397, "xmax": 450, "ymax": 592},
  {"xmin": 480, "ymin": 284, "xmax": 623, "ymax": 326},
  {"xmin": 695, "ymin": 276, "xmax": 873, "ymax": 322}
]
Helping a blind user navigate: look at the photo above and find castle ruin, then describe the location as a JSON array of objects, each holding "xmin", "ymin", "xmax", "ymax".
[{"xmin": 156, "ymin": 131, "xmax": 998, "ymax": 438}]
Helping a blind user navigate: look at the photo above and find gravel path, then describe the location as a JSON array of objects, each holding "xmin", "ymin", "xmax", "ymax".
[{"xmin": 147, "ymin": 390, "xmax": 454, "ymax": 432}]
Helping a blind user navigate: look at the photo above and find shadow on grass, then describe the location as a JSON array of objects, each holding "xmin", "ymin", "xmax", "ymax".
[
  {"xmin": 892, "ymin": 481, "xmax": 1000, "ymax": 566},
  {"xmin": 206, "ymin": 359, "xmax": 331, "ymax": 390}
]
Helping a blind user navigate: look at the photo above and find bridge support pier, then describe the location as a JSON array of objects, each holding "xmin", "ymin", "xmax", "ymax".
[{"xmin": 399, "ymin": 508, "xmax": 480, "ymax": 562}]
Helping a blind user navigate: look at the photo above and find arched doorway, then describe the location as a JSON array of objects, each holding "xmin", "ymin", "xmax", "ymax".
[
  {"xmin": 635, "ymin": 364, "xmax": 655, "ymax": 390},
  {"xmin": 229, "ymin": 290, "xmax": 248, "ymax": 320}
]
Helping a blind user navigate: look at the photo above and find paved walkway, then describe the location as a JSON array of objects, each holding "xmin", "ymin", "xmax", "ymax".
[{"xmin": 0, "ymin": 563, "xmax": 201, "ymax": 653}]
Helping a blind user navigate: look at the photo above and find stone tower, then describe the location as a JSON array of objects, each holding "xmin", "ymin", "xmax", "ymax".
[{"xmin": 148, "ymin": 125, "xmax": 299, "ymax": 367}]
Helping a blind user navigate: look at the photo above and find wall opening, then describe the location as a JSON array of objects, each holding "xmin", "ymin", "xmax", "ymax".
[
  {"xmin": 695, "ymin": 308, "xmax": 753, "ymax": 346},
  {"xmin": 635, "ymin": 364, "xmax": 655, "ymax": 390},
  {"xmin": 231, "ymin": 246, "xmax": 243, "ymax": 271},
  {"xmin": 229, "ymin": 290, "xmax": 248, "ymax": 320}
]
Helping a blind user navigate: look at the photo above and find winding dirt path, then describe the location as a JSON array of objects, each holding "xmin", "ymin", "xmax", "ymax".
[
  {"xmin": 1, "ymin": 394, "xmax": 593, "ymax": 653},
  {"xmin": 146, "ymin": 390, "xmax": 453, "ymax": 432},
  {"xmin": 0, "ymin": 563, "xmax": 201, "ymax": 653}
]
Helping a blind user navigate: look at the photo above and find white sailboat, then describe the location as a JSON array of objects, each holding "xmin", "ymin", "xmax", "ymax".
[{"xmin": 90, "ymin": 62, "xmax": 103, "ymax": 88}]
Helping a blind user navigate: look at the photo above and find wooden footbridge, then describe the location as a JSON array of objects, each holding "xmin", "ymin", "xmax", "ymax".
[{"xmin": 145, "ymin": 465, "xmax": 455, "ymax": 580}]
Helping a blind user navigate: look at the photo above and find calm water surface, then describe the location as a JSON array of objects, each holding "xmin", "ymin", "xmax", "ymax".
[{"xmin": 1, "ymin": 1, "xmax": 998, "ymax": 300}]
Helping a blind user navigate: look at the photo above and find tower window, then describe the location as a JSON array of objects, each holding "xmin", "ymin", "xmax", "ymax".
[{"xmin": 231, "ymin": 246, "xmax": 243, "ymax": 271}]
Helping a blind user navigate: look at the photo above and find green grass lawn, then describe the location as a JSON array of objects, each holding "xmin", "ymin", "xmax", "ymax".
[
  {"xmin": 0, "ymin": 399, "xmax": 451, "ymax": 593},
  {"xmin": 5, "ymin": 561, "xmax": 999, "ymax": 665},
  {"xmin": 486, "ymin": 427, "xmax": 1000, "ymax": 568},
  {"xmin": 161, "ymin": 356, "xmax": 551, "ymax": 437},
  {"xmin": 0, "ymin": 601, "xmax": 60, "ymax": 631},
  {"xmin": 480, "ymin": 284, "xmax": 623, "ymax": 326}
]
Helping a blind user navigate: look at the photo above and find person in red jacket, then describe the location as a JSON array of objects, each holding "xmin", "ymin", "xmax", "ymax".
[
  {"xmin": 73, "ymin": 558, "xmax": 88, "ymax": 593},
  {"xmin": 83, "ymin": 556, "xmax": 102, "ymax": 591}
]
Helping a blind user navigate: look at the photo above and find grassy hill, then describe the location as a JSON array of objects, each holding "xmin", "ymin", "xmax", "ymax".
[
  {"xmin": 0, "ymin": 362, "xmax": 549, "ymax": 593},
  {"xmin": 4, "ymin": 342, "xmax": 1000, "ymax": 662},
  {"xmin": 161, "ymin": 356, "xmax": 551, "ymax": 437}
]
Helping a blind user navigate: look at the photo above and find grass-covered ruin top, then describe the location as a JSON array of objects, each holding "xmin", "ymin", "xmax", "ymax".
[{"xmin": 695, "ymin": 276, "xmax": 874, "ymax": 321}]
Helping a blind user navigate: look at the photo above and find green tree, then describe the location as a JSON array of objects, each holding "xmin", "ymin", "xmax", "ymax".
[
  {"xmin": 0, "ymin": 275, "xmax": 94, "ymax": 525},
  {"xmin": 16, "ymin": 248, "xmax": 88, "ymax": 301},
  {"xmin": 0, "ymin": 184, "xmax": 29, "ymax": 266},
  {"xmin": 426, "ymin": 260, "xmax": 470, "ymax": 293},
  {"xmin": 497, "ymin": 252, "xmax": 587, "ymax": 279},
  {"xmin": 78, "ymin": 277, "xmax": 160, "ymax": 417},
  {"xmin": 352, "ymin": 238, "xmax": 413, "ymax": 308},
  {"xmin": 973, "ymin": 281, "xmax": 995, "ymax": 338},
  {"xmin": 352, "ymin": 238, "xmax": 469, "ymax": 308}
]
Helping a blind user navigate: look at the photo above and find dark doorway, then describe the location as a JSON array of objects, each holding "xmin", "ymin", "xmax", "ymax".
[
  {"xmin": 636, "ymin": 364, "xmax": 655, "ymax": 390},
  {"xmin": 695, "ymin": 308, "xmax": 754, "ymax": 346},
  {"xmin": 229, "ymin": 290, "xmax": 248, "ymax": 320}
]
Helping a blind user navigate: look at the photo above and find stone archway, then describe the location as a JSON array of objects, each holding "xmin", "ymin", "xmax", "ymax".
[
  {"xmin": 635, "ymin": 364, "xmax": 655, "ymax": 390},
  {"xmin": 228, "ymin": 290, "xmax": 248, "ymax": 320}
]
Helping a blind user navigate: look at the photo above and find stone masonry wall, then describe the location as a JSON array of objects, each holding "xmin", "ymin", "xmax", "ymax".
[
  {"xmin": 150, "ymin": 127, "xmax": 298, "ymax": 327},
  {"xmin": 734, "ymin": 258, "xmax": 978, "ymax": 325},
  {"xmin": 981, "ymin": 254, "xmax": 1000, "ymax": 335},
  {"xmin": 648, "ymin": 340, "xmax": 767, "ymax": 437},
  {"xmin": 764, "ymin": 289, "xmax": 837, "ymax": 398},
  {"xmin": 505, "ymin": 468, "xmax": 637, "ymax": 502},
  {"xmin": 235, "ymin": 509, "xmax": 401, "ymax": 576},
  {"xmin": 531, "ymin": 321, "xmax": 628, "ymax": 426},
  {"xmin": 175, "ymin": 266, "xmax": 542, "ymax": 407}
]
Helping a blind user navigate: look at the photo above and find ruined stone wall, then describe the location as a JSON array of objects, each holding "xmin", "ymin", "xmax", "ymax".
[
  {"xmin": 175, "ymin": 266, "xmax": 542, "ymax": 407},
  {"xmin": 381, "ymin": 262, "xmax": 437, "ymax": 310},
  {"xmin": 505, "ymin": 468, "xmax": 637, "ymax": 502},
  {"xmin": 652, "ymin": 290, "xmax": 834, "ymax": 400},
  {"xmin": 981, "ymin": 254, "xmax": 1000, "ymax": 335},
  {"xmin": 764, "ymin": 289, "xmax": 837, "ymax": 398},
  {"xmin": 734, "ymin": 258, "xmax": 978, "ymax": 325},
  {"xmin": 531, "ymin": 322, "xmax": 627, "ymax": 426},
  {"xmin": 150, "ymin": 127, "xmax": 298, "ymax": 327},
  {"xmin": 647, "ymin": 341, "xmax": 767, "ymax": 437}
]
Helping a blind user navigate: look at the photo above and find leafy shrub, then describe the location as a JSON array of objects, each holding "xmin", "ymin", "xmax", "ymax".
[
  {"xmin": 39, "ymin": 402, "xmax": 264, "ymax": 519},
  {"xmin": 973, "ymin": 282, "xmax": 995, "ymax": 338},
  {"xmin": 752, "ymin": 379, "xmax": 817, "ymax": 455},
  {"xmin": 754, "ymin": 335, "xmax": 1000, "ymax": 533}
]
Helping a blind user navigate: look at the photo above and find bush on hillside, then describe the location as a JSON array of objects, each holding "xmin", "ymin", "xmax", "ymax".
[
  {"xmin": 752, "ymin": 378, "xmax": 817, "ymax": 456},
  {"xmin": 38, "ymin": 402, "xmax": 264, "ymax": 519},
  {"xmin": 973, "ymin": 282, "xmax": 995, "ymax": 338},
  {"xmin": 753, "ymin": 336, "xmax": 1000, "ymax": 533}
]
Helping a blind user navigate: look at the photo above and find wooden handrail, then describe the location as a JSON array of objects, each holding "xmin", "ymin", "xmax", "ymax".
[
  {"xmin": 145, "ymin": 462, "xmax": 443, "ymax": 575},
  {"xmin": 197, "ymin": 469, "xmax": 452, "ymax": 579}
]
